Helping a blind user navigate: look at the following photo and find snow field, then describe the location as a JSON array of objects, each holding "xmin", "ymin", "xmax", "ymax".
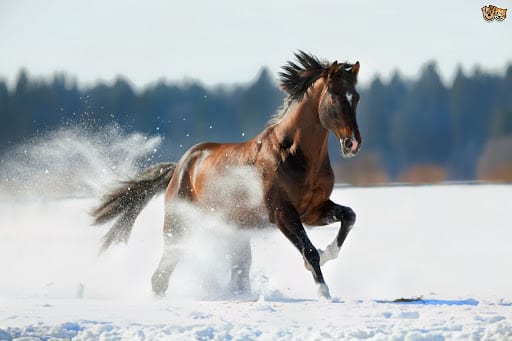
[{"xmin": 0, "ymin": 184, "xmax": 511, "ymax": 340}]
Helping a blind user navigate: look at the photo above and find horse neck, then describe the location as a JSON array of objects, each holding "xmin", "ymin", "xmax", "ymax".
[{"xmin": 273, "ymin": 81, "xmax": 329, "ymax": 159}]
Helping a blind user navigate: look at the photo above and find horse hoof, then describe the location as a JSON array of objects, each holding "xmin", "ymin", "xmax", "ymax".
[
  {"xmin": 152, "ymin": 292, "xmax": 166, "ymax": 300},
  {"xmin": 317, "ymin": 283, "xmax": 332, "ymax": 301}
]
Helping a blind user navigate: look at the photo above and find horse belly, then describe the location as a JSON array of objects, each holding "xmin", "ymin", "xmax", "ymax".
[{"xmin": 199, "ymin": 165, "xmax": 268, "ymax": 228}]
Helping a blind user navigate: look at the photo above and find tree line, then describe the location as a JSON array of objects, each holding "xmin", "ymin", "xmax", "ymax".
[{"xmin": 1, "ymin": 62, "xmax": 511, "ymax": 182}]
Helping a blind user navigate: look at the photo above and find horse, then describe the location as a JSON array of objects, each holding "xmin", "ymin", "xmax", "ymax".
[{"xmin": 91, "ymin": 51, "xmax": 362, "ymax": 300}]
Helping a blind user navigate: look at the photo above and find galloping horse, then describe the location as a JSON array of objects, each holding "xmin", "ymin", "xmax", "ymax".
[{"xmin": 92, "ymin": 51, "xmax": 362, "ymax": 300}]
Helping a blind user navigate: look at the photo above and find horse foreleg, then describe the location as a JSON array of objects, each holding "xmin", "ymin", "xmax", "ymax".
[
  {"xmin": 229, "ymin": 236, "xmax": 252, "ymax": 296},
  {"xmin": 268, "ymin": 196, "xmax": 331, "ymax": 300},
  {"xmin": 306, "ymin": 200, "xmax": 356, "ymax": 266}
]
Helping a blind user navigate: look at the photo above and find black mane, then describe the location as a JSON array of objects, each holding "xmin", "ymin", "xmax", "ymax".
[{"xmin": 278, "ymin": 51, "xmax": 328, "ymax": 101}]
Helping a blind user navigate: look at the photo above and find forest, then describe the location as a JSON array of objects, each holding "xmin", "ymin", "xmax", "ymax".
[{"xmin": 1, "ymin": 62, "xmax": 511, "ymax": 184}]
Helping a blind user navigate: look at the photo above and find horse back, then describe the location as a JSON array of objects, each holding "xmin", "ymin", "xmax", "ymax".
[{"xmin": 164, "ymin": 130, "xmax": 335, "ymax": 227}]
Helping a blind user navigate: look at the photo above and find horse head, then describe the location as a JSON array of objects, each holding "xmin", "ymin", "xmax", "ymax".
[
  {"xmin": 278, "ymin": 51, "xmax": 362, "ymax": 158},
  {"xmin": 318, "ymin": 60, "xmax": 361, "ymax": 158}
]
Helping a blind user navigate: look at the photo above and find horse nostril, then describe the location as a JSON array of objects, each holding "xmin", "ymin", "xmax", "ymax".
[{"xmin": 343, "ymin": 138, "xmax": 353, "ymax": 149}]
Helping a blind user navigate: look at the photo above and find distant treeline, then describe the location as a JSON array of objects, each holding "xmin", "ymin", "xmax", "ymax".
[{"xmin": 1, "ymin": 62, "xmax": 511, "ymax": 182}]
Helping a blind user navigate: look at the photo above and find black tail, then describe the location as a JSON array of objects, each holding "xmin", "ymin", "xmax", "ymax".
[{"xmin": 91, "ymin": 162, "xmax": 176, "ymax": 252}]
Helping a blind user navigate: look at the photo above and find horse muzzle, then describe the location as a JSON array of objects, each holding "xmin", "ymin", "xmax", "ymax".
[{"xmin": 340, "ymin": 137, "xmax": 360, "ymax": 158}]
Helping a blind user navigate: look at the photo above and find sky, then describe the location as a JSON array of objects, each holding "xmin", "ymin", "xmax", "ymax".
[{"xmin": 0, "ymin": 0, "xmax": 511, "ymax": 89}]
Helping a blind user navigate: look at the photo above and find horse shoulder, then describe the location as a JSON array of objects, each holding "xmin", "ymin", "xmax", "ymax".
[{"xmin": 271, "ymin": 144, "xmax": 335, "ymax": 218}]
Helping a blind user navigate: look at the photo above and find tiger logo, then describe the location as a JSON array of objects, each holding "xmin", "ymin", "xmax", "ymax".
[
  {"xmin": 482, "ymin": 5, "xmax": 496, "ymax": 21},
  {"xmin": 495, "ymin": 7, "xmax": 507, "ymax": 21}
]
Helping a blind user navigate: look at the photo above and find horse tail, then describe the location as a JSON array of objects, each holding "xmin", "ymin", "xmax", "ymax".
[{"xmin": 91, "ymin": 162, "xmax": 176, "ymax": 252}]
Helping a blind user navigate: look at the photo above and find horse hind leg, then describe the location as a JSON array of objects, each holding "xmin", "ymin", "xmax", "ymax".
[
  {"xmin": 151, "ymin": 217, "xmax": 184, "ymax": 297},
  {"xmin": 229, "ymin": 236, "xmax": 252, "ymax": 296}
]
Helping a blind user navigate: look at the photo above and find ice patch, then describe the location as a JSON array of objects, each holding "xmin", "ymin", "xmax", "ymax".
[
  {"xmin": 398, "ymin": 311, "xmax": 420, "ymax": 319},
  {"xmin": 189, "ymin": 311, "xmax": 212, "ymax": 320},
  {"xmin": 475, "ymin": 315, "xmax": 506, "ymax": 324}
]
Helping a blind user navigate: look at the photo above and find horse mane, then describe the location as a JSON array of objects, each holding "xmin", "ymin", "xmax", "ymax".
[
  {"xmin": 268, "ymin": 51, "xmax": 356, "ymax": 126},
  {"xmin": 279, "ymin": 50, "xmax": 328, "ymax": 101}
]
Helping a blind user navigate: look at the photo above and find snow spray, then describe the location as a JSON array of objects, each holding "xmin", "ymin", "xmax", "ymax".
[{"xmin": 0, "ymin": 124, "xmax": 161, "ymax": 199}]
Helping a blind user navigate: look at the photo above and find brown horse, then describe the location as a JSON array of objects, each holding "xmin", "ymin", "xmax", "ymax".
[{"xmin": 91, "ymin": 51, "xmax": 362, "ymax": 300}]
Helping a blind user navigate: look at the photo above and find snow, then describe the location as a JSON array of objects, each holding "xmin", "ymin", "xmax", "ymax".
[
  {"xmin": 1, "ymin": 297, "xmax": 511, "ymax": 340},
  {"xmin": 1, "ymin": 184, "xmax": 511, "ymax": 340}
]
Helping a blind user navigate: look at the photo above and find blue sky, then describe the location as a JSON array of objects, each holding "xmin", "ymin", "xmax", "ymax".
[{"xmin": 0, "ymin": 0, "xmax": 511, "ymax": 88}]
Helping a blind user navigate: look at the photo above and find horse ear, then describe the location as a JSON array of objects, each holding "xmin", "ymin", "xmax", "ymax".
[
  {"xmin": 352, "ymin": 61, "xmax": 360, "ymax": 76},
  {"xmin": 328, "ymin": 61, "xmax": 339, "ymax": 77}
]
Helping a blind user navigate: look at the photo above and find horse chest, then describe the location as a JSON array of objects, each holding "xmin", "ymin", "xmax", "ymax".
[
  {"xmin": 276, "ymin": 147, "xmax": 334, "ymax": 210},
  {"xmin": 295, "ymin": 177, "xmax": 333, "ymax": 216}
]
